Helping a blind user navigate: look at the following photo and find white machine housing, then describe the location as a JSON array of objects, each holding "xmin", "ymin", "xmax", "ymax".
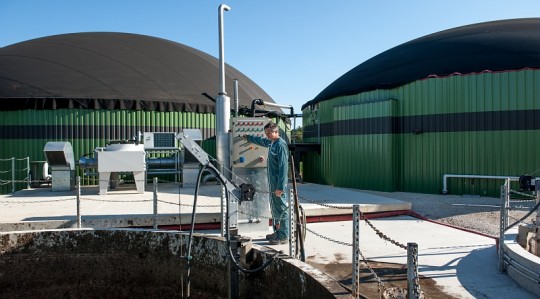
[
  {"xmin": 97, "ymin": 142, "xmax": 146, "ymax": 195},
  {"xmin": 43, "ymin": 141, "xmax": 75, "ymax": 191}
]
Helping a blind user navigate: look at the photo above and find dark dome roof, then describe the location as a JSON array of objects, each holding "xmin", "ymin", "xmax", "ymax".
[
  {"xmin": 303, "ymin": 18, "xmax": 540, "ymax": 110},
  {"xmin": 0, "ymin": 32, "xmax": 272, "ymax": 112}
]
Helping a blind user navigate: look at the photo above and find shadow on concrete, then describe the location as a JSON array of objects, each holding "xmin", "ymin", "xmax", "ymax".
[{"xmin": 455, "ymin": 245, "xmax": 537, "ymax": 299}]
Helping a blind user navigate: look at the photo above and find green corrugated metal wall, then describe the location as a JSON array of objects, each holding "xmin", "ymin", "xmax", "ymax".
[
  {"xmin": 303, "ymin": 69, "xmax": 540, "ymax": 196},
  {"xmin": 0, "ymin": 109, "xmax": 216, "ymax": 193}
]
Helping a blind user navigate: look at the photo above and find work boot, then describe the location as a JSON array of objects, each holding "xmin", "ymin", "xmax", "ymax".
[
  {"xmin": 268, "ymin": 236, "xmax": 288, "ymax": 245},
  {"xmin": 265, "ymin": 232, "xmax": 277, "ymax": 240}
]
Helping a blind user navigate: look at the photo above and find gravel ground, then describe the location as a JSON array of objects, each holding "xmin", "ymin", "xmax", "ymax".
[{"xmin": 358, "ymin": 190, "xmax": 538, "ymax": 237}]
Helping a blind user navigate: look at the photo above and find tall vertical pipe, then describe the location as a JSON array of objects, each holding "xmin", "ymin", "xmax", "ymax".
[
  {"xmin": 218, "ymin": 4, "xmax": 230, "ymax": 95},
  {"xmin": 233, "ymin": 79, "xmax": 239, "ymax": 117},
  {"xmin": 216, "ymin": 4, "xmax": 231, "ymax": 175}
]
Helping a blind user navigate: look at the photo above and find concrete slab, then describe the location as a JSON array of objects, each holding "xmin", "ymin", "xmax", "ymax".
[
  {"xmin": 254, "ymin": 217, "xmax": 537, "ymax": 299},
  {"xmin": 0, "ymin": 181, "xmax": 409, "ymax": 228},
  {"xmin": 296, "ymin": 183, "xmax": 411, "ymax": 216}
]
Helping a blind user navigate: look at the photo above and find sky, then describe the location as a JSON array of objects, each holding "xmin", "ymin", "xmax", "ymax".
[{"xmin": 1, "ymin": 1, "xmax": 539, "ymax": 124}]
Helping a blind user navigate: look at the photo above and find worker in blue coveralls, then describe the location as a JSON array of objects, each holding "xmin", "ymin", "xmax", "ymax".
[{"xmin": 244, "ymin": 122, "xmax": 289, "ymax": 245}]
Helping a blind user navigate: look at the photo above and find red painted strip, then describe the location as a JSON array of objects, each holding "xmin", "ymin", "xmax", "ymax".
[
  {"xmin": 406, "ymin": 211, "xmax": 498, "ymax": 241},
  {"xmin": 148, "ymin": 209, "xmax": 499, "ymax": 246}
]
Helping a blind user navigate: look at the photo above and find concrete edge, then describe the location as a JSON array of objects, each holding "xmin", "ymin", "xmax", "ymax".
[
  {"xmin": 0, "ymin": 213, "xmax": 223, "ymax": 232},
  {"xmin": 503, "ymin": 228, "xmax": 540, "ymax": 297}
]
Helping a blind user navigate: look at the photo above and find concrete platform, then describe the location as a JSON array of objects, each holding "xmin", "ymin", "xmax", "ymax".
[
  {"xmin": 0, "ymin": 181, "xmax": 410, "ymax": 231},
  {"xmin": 0, "ymin": 181, "xmax": 536, "ymax": 298}
]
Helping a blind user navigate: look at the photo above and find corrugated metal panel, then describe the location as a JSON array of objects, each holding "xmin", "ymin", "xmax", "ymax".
[
  {"xmin": 0, "ymin": 109, "xmax": 217, "ymax": 193},
  {"xmin": 329, "ymin": 100, "xmax": 398, "ymax": 191},
  {"xmin": 302, "ymin": 69, "xmax": 540, "ymax": 196}
]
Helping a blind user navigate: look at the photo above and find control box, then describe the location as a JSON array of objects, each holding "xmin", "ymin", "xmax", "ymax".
[{"xmin": 230, "ymin": 117, "xmax": 269, "ymax": 168}]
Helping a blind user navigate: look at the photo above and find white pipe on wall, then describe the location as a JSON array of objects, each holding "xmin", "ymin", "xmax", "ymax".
[{"xmin": 442, "ymin": 174, "xmax": 520, "ymax": 194}]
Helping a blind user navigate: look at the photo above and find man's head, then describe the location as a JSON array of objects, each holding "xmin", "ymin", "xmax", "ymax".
[{"xmin": 264, "ymin": 122, "xmax": 280, "ymax": 141}]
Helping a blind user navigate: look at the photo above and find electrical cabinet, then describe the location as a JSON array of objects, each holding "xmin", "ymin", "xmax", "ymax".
[
  {"xmin": 230, "ymin": 117, "xmax": 269, "ymax": 168},
  {"xmin": 230, "ymin": 117, "xmax": 271, "ymax": 235}
]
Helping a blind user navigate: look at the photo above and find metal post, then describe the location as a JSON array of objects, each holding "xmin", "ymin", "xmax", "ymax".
[
  {"xmin": 498, "ymin": 183, "xmax": 508, "ymax": 272},
  {"xmin": 26, "ymin": 157, "xmax": 30, "ymax": 189},
  {"xmin": 535, "ymin": 180, "xmax": 540, "ymax": 256},
  {"xmin": 288, "ymin": 188, "xmax": 296, "ymax": 258},
  {"xmin": 153, "ymin": 177, "xmax": 158, "ymax": 229},
  {"xmin": 221, "ymin": 185, "xmax": 227, "ymax": 237},
  {"xmin": 76, "ymin": 176, "xmax": 81, "ymax": 228},
  {"xmin": 11, "ymin": 157, "xmax": 15, "ymax": 193},
  {"xmin": 228, "ymin": 232, "xmax": 239, "ymax": 299},
  {"xmin": 407, "ymin": 242, "xmax": 420, "ymax": 299},
  {"xmin": 352, "ymin": 204, "xmax": 361, "ymax": 299}
]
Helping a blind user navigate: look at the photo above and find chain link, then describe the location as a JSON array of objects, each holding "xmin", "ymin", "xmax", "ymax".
[
  {"xmin": 80, "ymin": 197, "xmax": 151, "ymax": 203},
  {"xmin": 509, "ymin": 189, "xmax": 537, "ymax": 199},
  {"xmin": 304, "ymin": 225, "xmax": 352, "ymax": 246},
  {"xmin": 298, "ymin": 194, "xmax": 353, "ymax": 210},
  {"xmin": 357, "ymin": 244, "xmax": 386, "ymax": 294},
  {"xmin": 299, "ymin": 194, "xmax": 408, "ymax": 250},
  {"xmin": 157, "ymin": 199, "xmax": 220, "ymax": 208},
  {"xmin": 363, "ymin": 217, "xmax": 408, "ymax": 250},
  {"xmin": 0, "ymin": 198, "xmax": 75, "ymax": 204}
]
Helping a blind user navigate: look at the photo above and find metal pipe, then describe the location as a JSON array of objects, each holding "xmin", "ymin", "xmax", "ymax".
[
  {"xmin": 218, "ymin": 4, "xmax": 230, "ymax": 96},
  {"xmin": 259, "ymin": 101, "xmax": 293, "ymax": 110},
  {"xmin": 233, "ymin": 79, "xmax": 239, "ymax": 117},
  {"xmin": 442, "ymin": 174, "xmax": 520, "ymax": 194},
  {"xmin": 251, "ymin": 99, "xmax": 295, "ymax": 117},
  {"xmin": 504, "ymin": 257, "xmax": 540, "ymax": 283},
  {"xmin": 237, "ymin": 218, "xmax": 261, "ymax": 224},
  {"xmin": 216, "ymin": 4, "xmax": 231, "ymax": 176}
]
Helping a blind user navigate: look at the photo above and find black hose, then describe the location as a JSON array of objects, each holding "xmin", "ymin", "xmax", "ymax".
[
  {"xmin": 184, "ymin": 163, "xmax": 208, "ymax": 298},
  {"xmin": 504, "ymin": 199, "xmax": 540, "ymax": 232},
  {"xmin": 205, "ymin": 163, "xmax": 280, "ymax": 274}
]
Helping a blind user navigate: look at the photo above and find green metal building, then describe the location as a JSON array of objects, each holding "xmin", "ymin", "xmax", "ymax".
[
  {"xmin": 0, "ymin": 32, "xmax": 274, "ymax": 193},
  {"xmin": 301, "ymin": 19, "xmax": 540, "ymax": 196}
]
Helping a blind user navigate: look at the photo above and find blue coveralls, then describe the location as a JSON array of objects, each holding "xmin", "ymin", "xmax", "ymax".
[{"xmin": 246, "ymin": 135, "xmax": 289, "ymax": 239}]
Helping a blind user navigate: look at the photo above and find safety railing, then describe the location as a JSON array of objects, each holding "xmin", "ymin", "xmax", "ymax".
[
  {"xmin": 0, "ymin": 157, "xmax": 30, "ymax": 193},
  {"xmin": 298, "ymin": 196, "xmax": 423, "ymax": 298},
  {"xmin": 0, "ymin": 176, "xmax": 425, "ymax": 298}
]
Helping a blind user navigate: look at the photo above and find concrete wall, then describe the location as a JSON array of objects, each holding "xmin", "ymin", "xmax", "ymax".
[{"xmin": 0, "ymin": 229, "xmax": 352, "ymax": 298}]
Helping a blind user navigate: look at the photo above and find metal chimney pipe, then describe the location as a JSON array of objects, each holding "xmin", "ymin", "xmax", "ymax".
[
  {"xmin": 218, "ymin": 4, "xmax": 230, "ymax": 96},
  {"xmin": 216, "ymin": 4, "xmax": 231, "ymax": 175}
]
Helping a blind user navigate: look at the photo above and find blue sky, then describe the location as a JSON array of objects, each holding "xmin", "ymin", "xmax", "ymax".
[{"xmin": 1, "ymin": 1, "xmax": 539, "ymax": 121}]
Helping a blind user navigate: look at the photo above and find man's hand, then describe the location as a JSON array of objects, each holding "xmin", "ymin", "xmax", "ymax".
[{"xmin": 274, "ymin": 189, "xmax": 283, "ymax": 197}]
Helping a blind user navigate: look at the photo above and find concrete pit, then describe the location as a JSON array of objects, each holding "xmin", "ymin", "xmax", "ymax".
[{"xmin": 0, "ymin": 229, "xmax": 351, "ymax": 298}]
